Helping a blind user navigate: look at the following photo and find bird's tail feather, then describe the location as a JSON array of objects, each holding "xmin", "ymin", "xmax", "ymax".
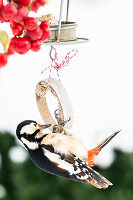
[
  {"xmin": 99, "ymin": 130, "xmax": 121, "ymax": 149},
  {"xmin": 85, "ymin": 165, "xmax": 113, "ymax": 189},
  {"xmin": 88, "ymin": 130, "xmax": 121, "ymax": 166},
  {"xmin": 72, "ymin": 156, "xmax": 113, "ymax": 189}
]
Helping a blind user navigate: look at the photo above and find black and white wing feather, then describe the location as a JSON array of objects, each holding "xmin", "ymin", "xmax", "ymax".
[{"xmin": 41, "ymin": 146, "xmax": 112, "ymax": 189}]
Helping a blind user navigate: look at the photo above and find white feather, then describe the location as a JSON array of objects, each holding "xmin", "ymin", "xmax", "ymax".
[
  {"xmin": 21, "ymin": 137, "xmax": 38, "ymax": 150},
  {"xmin": 44, "ymin": 149, "xmax": 75, "ymax": 175},
  {"xmin": 20, "ymin": 123, "xmax": 36, "ymax": 135}
]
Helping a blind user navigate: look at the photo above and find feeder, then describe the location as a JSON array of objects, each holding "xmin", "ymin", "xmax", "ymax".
[
  {"xmin": 36, "ymin": 78, "xmax": 74, "ymax": 131},
  {"xmin": 43, "ymin": 0, "xmax": 89, "ymax": 45}
]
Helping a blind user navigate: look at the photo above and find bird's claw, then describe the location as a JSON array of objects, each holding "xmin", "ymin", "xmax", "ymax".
[
  {"xmin": 54, "ymin": 109, "xmax": 71, "ymax": 127},
  {"xmin": 54, "ymin": 109, "xmax": 60, "ymax": 120}
]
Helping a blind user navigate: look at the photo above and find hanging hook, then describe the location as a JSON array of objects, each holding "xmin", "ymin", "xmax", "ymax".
[{"xmin": 49, "ymin": 45, "xmax": 57, "ymax": 61}]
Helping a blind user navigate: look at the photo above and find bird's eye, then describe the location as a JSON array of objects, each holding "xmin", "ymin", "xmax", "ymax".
[{"xmin": 34, "ymin": 123, "xmax": 37, "ymax": 127}]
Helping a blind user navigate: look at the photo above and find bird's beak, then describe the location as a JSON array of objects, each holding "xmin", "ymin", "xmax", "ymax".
[{"xmin": 38, "ymin": 124, "xmax": 51, "ymax": 129}]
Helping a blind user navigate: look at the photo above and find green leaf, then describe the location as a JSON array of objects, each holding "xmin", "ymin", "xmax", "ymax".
[
  {"xmin": 27, "ymin": 4, "xmax": 32, "ymax": 11},
  {"xmin": 0, "ymin": 30, "xmax": 10, "ymax": 52}
]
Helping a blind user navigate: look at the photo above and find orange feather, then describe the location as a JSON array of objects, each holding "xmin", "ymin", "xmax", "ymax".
[{"xmin": 87, "ymin": 146, "xmax": 101, "ymax": 167}]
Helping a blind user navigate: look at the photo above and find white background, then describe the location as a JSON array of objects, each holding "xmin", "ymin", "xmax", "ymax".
[{"xmin": 0, "ymin": 0, "xmax": 133, "ymax": 166}]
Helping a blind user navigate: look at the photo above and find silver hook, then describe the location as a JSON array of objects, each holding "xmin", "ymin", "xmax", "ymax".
[{"xmin": 49, "ymin": 45, "xmax": 56, "ymax": 60}]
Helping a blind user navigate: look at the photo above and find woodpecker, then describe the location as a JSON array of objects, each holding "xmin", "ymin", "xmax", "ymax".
[{"xmin": 16, "ymin": 119, "xmax": 120, "ymax": 189}]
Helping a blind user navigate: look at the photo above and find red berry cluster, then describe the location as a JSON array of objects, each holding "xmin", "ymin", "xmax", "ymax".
[{"xmin": 0, "ymin": 0, "xmax": 50, "ymax": 68}]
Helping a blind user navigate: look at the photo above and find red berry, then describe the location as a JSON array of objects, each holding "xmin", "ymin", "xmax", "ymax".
[
  {"xmin": 0, "ymin": 14, "xmax": 5, "ymax": 22},
  {"xmin": 0, "ymin": 7, "xmax": 10, "ymax": 22},
  {"xmin": 40, "ymin": 20, "xmax": 49, "ymax": 30},
  {"xmin": 9, "ymin": 37, "xmax": 17, "ymax": 51},
  {"xmin": 0, "ymin": 0, "xmax": 3, "ymax": 9},
  {"xmin": 40, "ymin": 28, "xmax": 50, "ymax": 42},
  {"xmin": 10, "ymin": 37, "xmax": 31, "ymax": 54},
  {"xmin": 0, "ymin": 11, "xmax": 9, "ymax": 22},
  {"xmin": 18, "ymin": 6, "xmax": 29, "ymax": 18},
  {"xmin": 11, "ymin": 15, "xmax": 22, "ymax": 24},
  {"xmin": 13, "ymin": 6, "xmax": 29, "ymax": 23},
  {"xmin": 31, "ymin": 40, "xmax": 41, "ymax": 52},
  {"xmin": 24, "ymin": 17, "xmax": 38, "ymax": 31},
  {"xmin": 2, "ymin": 4, "xmax": 18, "ymax": 21},
  {"xmin": 10, "ymin": 37, "xmax": 21, "ymax": 52},
  {"xmin": 10, "ymin": 18, "xmax": 24, "ymax": 27},
  {"xmin": 31, "ymin": 2, "xmax": 40, "ymax": 12},
  {"xmin": 0, "ymin": 53, "xmax": 8, "ymax": 67},
  {"xmin": 13, "ymin": 0, "xmax": 19, "ymax": 4},
  {"xmin": 10, "ymin": 23, "xmax": 24, "ymax": 36},
  {"xmin": 7, "ymin": 42, "xmax": 15, "ymax": 55},
  {"xmin": 31, "ymin": 0, "xmax": 46, "ymax": 12},
  {"xmin": 7, "ymin": 47, "xmax": 15, "ymax": 56},
  {"xmin": 18, "ymin": 0, "xmax": 31, "ymax": 7},
  {"xmin": 36, "ymin": 0, "xmax": 46, "ymax": 6},
  {"xmin": 26, "ymin": 26, "xmax": 43, "ymax": 41}
]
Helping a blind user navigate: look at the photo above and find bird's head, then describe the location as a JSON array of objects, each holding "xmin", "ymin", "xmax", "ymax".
[{"xmin": 16, "ymin": 120, "xmax": 51, "ymax": 150}]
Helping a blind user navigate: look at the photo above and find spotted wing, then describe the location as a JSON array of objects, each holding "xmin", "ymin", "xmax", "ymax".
[{"xmin": 42, "ymin": 145, "xmax": 112, "ymax": 189}]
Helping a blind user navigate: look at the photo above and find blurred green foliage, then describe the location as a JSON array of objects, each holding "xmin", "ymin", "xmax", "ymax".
[{"xmin": 0, "ymin": 131, "xmax": 133, "ymax": 200}]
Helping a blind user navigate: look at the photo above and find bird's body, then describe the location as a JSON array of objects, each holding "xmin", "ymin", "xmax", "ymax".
[
  {"xmin": 40, "ymin": 133, "xmax": 88, "ymax": 161},
  {"xmin": 16, "ymin": 120, "xmax": 120, "ymax": 189}
]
